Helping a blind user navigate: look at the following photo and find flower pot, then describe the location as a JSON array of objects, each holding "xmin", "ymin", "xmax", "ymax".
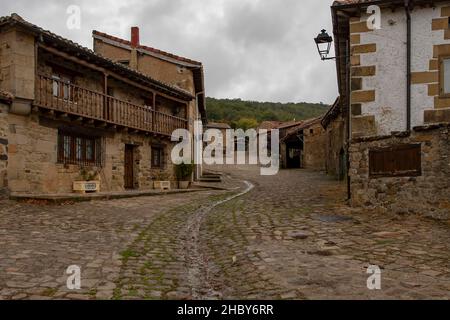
[
  {"xmin": 178, "ymin": 181, "xmax": 190, "ymax": 189},
  {"xmin": 154, "ymin": 181, "xmax": 171, "ymax": 191},
  {"xmin": 73, "ymin": 181, "xmax": 100, "ymax": 194}
]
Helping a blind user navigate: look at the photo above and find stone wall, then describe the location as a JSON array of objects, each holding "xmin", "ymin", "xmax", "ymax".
[
  {"xmin": 303, "ymin": 123, "xmax": 326, "ymax": 171},
  {"xmin": 0, "ymin": 28, "xmax": 35, "ymax": 100},
  {"xmin": 0, "ymin": 102, "xmax": 9, "ymax": 195},
  {"xmin": 324, "ymin": 117, "xmax": 346, "ymax": 179},
  {"xmin": 349, "ymin": 124, "xmax": 450, "ymax": 220}
]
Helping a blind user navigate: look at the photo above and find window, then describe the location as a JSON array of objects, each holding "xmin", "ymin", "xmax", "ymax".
[
  {"xmin": 143, "ymin": 97, "xmax": 153, "ymax": 125},
  {"xmin": 151, "ymin": 146, "xmax": 164, "ymax": 168},
  {"xmin": 440, "ymin": 56, "xmax": 450, "ymax": 96},
  {"xmin": 58, "ymin": 131, "xmax": 103, "ymax": 167},
  {"xmin": 369, "ymin": 144, "xmax": 421, "ymax": 178},
  {"xmin": 52, "ymin": 73, "xmax": 74, "ymax": 101}
]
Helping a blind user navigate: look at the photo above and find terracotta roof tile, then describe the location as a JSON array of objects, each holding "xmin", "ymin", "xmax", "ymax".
[
  {"xmin": 93, "ymin": 30, "xmax": 202, "ymax": 66},
  {"xmin": 277, "ymin": 120, "xmax": 305, "ymax": 130},
  {"xmin": 282, "ymin": 117, "xmax": 323, "ymax": 141},
  {"xmin": 258, "ymin": 121, "xmax": 283, "ymax": 130}
]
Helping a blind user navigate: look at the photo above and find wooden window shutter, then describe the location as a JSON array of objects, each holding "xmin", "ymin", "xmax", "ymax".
[{"xmin": 369, "ymin": 144, "xmax": 422, "ymax": 178}]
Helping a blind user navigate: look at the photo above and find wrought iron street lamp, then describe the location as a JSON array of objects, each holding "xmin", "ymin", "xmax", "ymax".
[
  {"xmin": 314, "ymin": 28, "xmax": 351, "ymax": 200},
  {"xmin": 314, "ymin": 29, "xmax": 334, "ymax": 60}
]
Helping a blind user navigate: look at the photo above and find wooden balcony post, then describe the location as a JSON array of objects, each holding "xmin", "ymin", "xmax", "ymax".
[
  {"xmin": 103, "ymin": 73, "xmax": 109, "ymax": 120},
  {"xmin": 185, "ymin": 102, "xmax": 189, "ymax": 129},
  {"xmin": 153, "ymin": 93, "xmax": 157, "ymax": 132}
]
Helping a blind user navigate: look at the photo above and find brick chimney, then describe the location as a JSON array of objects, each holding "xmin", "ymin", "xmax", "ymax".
[
  {"xmin": 131, "ymin": 27, "xmax": 140, "ymax": 48},
  {"xmin": 130, "ymin": 27, "xmax": 140, "ymax": 70}
]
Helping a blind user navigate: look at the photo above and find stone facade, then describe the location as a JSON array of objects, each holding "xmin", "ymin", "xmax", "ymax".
[
  {"xmin": 280, "ymin": 119, "xmax": 326, "ymax": 170},
  {"xmin": 324, "ymin": 117, "xmax": 346, "ymax": 179},
  {"xmin": 349, "ymin": 124, "xmax": 450, "ymax": 220},
  {"xmin": 321, "ymin": 98, "xmax": 348, "ymax": 180},
  {"xmin": 345, "ymin": 3, "xmax": 450, "ymax": 137},
  {"xmin": 0, "ymin": 28, "xmax": 35, "ymax": 101},
  {"xmin": 303, "ymin": 122, "xmax": 326, "ymax": 171},
  {"xmin": 332, "ymin": 1, "xmax": 450, "ymax": 215},
  {"xmin": 1, "ymin": 103, "xmax": 177, "ymax": 195},
  {"xmin": 0, "ymin": 102, "xmax": 9, "ymax": 195}
]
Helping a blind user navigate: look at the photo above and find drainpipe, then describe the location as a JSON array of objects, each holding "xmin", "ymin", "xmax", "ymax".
[
  {"xmin": 405, "ymin": 0, "xmax": 412, "ymax": 131},
  {"xmin": 346, "ymin": 38, "xmax": 351, "ymax": 201},
  {"xmin": 194, "ymin": 91, "xmax": 204, "ymax": 181}
]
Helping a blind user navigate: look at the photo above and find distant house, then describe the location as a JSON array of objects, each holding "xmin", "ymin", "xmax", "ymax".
[
  {"xmin": 280, "ymin": 118, "xmax": 326, "ymax": 170},
  {"xmin": 205, "ymin": 122, "xmax": 231, "ymax": 154},
  {"xmin": 331, "ymin": 0, "xmax": 450, "ymax": 218},
  {"xmin": 321, "ymin": 97, "xmax": 346, "ymax": 180},
  {"xmin": 0, "ymin": 14, "xmax": 206, "ymax": 195},
  {"xmin": 257, "ymin": 121, "xmax": 283, "ymax": 131}
]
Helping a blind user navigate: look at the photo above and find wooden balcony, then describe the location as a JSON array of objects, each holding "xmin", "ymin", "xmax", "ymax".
[{"xmin": 34, "ymin": 74, "xmax": 188, "ymax": 136}]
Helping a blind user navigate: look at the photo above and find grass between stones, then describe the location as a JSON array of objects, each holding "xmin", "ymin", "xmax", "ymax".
[{"xmin": 112, "ymin": 191, "xmax": 239, "ymax": 300}]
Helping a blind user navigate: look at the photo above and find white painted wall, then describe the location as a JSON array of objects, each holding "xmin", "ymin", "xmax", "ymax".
[
  {"xmin": 356, "ymin": 4, "xmax": 450, "ymax": 135},
  {"xmin": 360, "ymin": 9, "xmax": 407, "ymax": 135}
]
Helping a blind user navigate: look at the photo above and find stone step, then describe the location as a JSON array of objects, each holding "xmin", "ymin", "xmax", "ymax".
[{"xmin": 199, "ymin": 177, "xmax": 222, "ymax": 183}]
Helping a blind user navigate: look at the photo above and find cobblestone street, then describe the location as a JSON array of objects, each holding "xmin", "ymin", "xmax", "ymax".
[{"xmin": 0, "ymin": 166, "xmax": 449, "ymax": 300}]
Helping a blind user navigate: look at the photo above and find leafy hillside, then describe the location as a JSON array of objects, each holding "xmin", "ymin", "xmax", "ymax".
[{"xmin": 206, "ymin": 97, "xmax": 329, "ymax": 128}]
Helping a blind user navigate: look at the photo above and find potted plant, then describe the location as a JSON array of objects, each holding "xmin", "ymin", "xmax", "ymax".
[
  {"xmin": 73, "ymin": 168, "xmax": 100, "ymax": 194},
  {"xmin": 174, "ymin": 162, "xmax": 194, "ymax": 189},
  {"xmin": 153, "ymin": 171, "xmax": 171, "ymax": 190}
]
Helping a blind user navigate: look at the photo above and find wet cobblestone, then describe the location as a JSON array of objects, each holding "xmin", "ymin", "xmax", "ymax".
[{"xmin": 0, "ymin": 166, "xmax": 449, "ymax": 300}]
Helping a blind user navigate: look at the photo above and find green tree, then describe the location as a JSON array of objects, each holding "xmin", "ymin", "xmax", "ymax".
[
  {"xmin": 235, "ymin": 118, "xmax": 259, "ymax": 130},
  {"xmin": 205, "ymin": 97, "xmax": 328, "ymax": 126}
]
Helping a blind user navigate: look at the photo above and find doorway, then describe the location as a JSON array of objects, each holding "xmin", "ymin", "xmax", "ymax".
[
  {"xmin": 338, "ymin": 148, "xmax": 346, "ymax": 181},
  {"xmin": 124, "ymin": 144, "xmax": 135, "ymax": 189},
  {"xmin": 286, "ymin": 144, "xmax": 302, "ymax": 169}
]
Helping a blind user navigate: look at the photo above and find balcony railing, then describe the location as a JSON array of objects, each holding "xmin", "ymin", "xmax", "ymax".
[{"xmin": 35, "ymin": 74, "xmax": 188, "ymax": 136}]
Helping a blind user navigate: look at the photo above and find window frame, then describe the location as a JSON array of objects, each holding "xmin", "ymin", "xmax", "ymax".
[
  {"xmin": 369, "ymin": 144, "xmax": 422, "ymax": 179},
  {"xmin": 151, "ymin": 146, "xmax": 165, "ymax": 169},
  {"xmin": 57, "ymin": 131, "xmax": 103, "ymax": 167},
  {"xmin": 439, "ymin": 54, "xmax": 450, "ymax": 98},
  {"xmin": 52, "ymin": 72, "xmax": 75, "ymax": 101}
]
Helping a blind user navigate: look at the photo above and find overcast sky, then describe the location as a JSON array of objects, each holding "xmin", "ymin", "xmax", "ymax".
[{"xmin": 0, "ymin": 0, "xmax": 338, "ymax": 104}]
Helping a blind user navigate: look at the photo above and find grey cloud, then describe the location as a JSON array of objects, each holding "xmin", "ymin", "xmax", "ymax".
[{"xmin": 0, "ymin": 0, "xmax": 338, "ymax": 104}]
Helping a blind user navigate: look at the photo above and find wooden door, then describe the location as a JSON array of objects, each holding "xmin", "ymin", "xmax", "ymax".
[{"xmin": 124, "ymin": 145, "xmax": 134, "ymax": 189}]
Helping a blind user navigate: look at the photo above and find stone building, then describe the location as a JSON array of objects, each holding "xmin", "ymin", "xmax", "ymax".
[
  {"xmin": 280, "ymin": 118, "xmax": 326, "ymax": 170},
  {"xmin": 205, "ymin": 122, "xmax": 231, "ymax": 155},
  {"xmin": 321, "ymin": 97, "xmax": 347, "ymax": 180},
  {"xmin": 331, "ymin": 0, "xmax": 450, "ymax": 218},
  {"xmin": 92, "ymin": 27, "xmax": 206, "ymax": 180},
  {"xmin": 0, "ymin": 14, "xmax": 206, "ymax": 195}
]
